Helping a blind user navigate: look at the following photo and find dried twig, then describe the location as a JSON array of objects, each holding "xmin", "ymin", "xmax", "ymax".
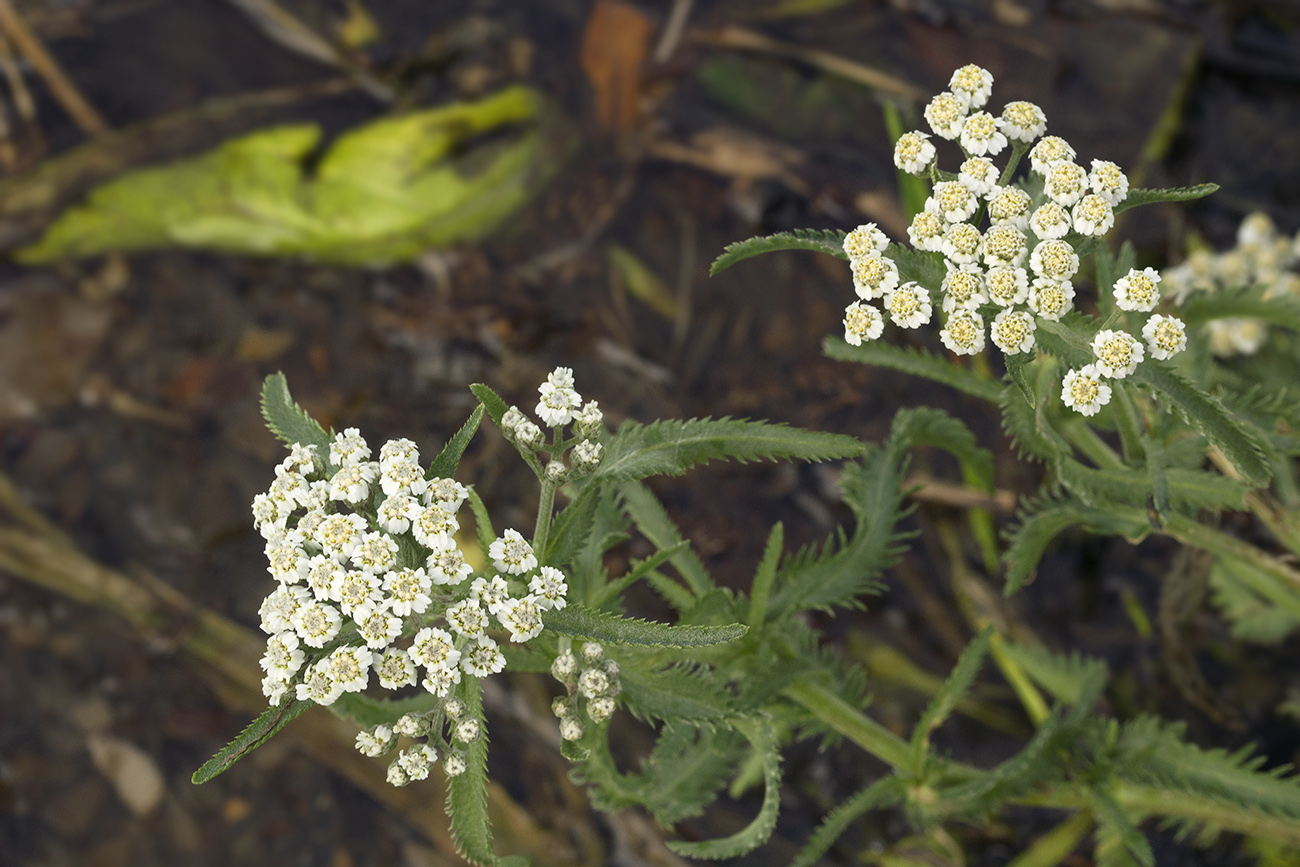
[
  {"xmin": 692, "ymin": 26, "xmax": 926, "ymax": 102},
  {"xmin": 0, "ymin": 0, "xmax": 107, "ymax": 135}
]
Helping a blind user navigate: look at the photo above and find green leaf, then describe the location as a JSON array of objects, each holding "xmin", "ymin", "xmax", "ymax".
[
  {"xmin": 1142, "ymin": 434, "xmax": 1172, "ymax": 524},
  {"xmin": 1003, "ymin": 351, "xmax": 1035, "ymax": 406},
  {"xmin": 260, "ymin": 372, "xmax": 331, "ymax": 451},
  {"xmin": 545, "ymin": 482, "xmax": 602, "ymax": 570},
  {"xmin": 192, "ymin": 698, "xmax": 313, "ymax": 784},
  {"xmin": 1003, "ymin": 498, "xmax": 1150, "ymax": 595},
  {"xmin": 998, "ymin": 642, "xmax": 1109, "ymax": 706},
  {"xmin": 1182, "ymin": 283, "xmax": 1300, "ymax": 333},
  {"xmin": 1092, "ymin": 786, "xmax": 1155, "ymax": 867},
  {"xmin": 469, "ymin": 383, "xmax": 510, "ymax": 427},
  {"xmin": 466, "ymin": 488, "xmax": 496, "ymax": 567},
  {"xmin": 1131, "ymin": 362, "xmax": 1270, "ymax": 487},
  {"xmin": 332, "ymin": 692, "xmax": 439, "ymax": 729},
  {"xmin": 542, "ymin": 603, "xmax": 746, "ymax": 648},
  {"xmin": 1056, "ymin": 457, "xmax": 1249, "ymax": 512},
  {"xmin": 1113, "ymin": 183, "xmax": 1219, "ymax": 214},
  {"xmin": 891, "ymin": 407, "xmax": 995, "ymax": 492},
  {"xmin": 446, "ymin": 680, "xmax": 499, "ymax": 866},
  {"xmin": 1209, "ymin": 558, "xmax": 1300, "ymax": 643},
  {"xmin": 666, "ymin": 716, "xmax": 783, "ymax": 859},
  {"xmin": 746, "ymin": 522, "xmax": 784, "ymax": 631},
  {"xmin": 20, "ymin": 86, "xmax": 565, "ymax": 267},
  {"xmin": 823, "ymin": 336, "xmax": 1005, "ymax": 403},
  {"xmin": 709, "ymin": 228, "xmax": 846, "ymax": 276},
  {"xmin": 590, "ymin": 539, "xmax": 690, "ymax": 608},
  {"xmin": 428, "ymin": 404, "xmax": 484, "ymax": 479},
  {"xmin": 595, "ymin": 417, "xmax": 864, "ymax": 482},
  {"xmin": 619, "ymin": 480, "xmax": 713, "ymax": 598},
  {"xmin": 619, "ymin": 664, "xmax": 735, "ymax": 722},
  {"xmin": 789, "ymin": 777, "xmax": 905, "ymax": 867},
  {"xmin": 910, "ymin": 626, "xmax": 994, "ymax": 774},
  {"xmin": 769, "ymin": 444, "xmax": 908, "ymax": 617}
]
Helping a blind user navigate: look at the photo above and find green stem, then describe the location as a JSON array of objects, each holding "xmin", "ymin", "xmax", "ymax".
[
  {"xmin": 1111, "ymin": 384, "xmax": 1145, "ymax": 464},
  {"xmin": 989, "ymin": 633, "xmax": 1050, "ymax": 727},
  {"xmin": 998, "ymin": 140, "xmax": 1030, "ymax": 186},
  {"xmin": 1061, "ymin": 419, "xmax": 1125, "ymax": 471},
  {"xmin": 781, "ymin": 680, "xmax": 914, "ymax": 771},
  {"xmin": 532, "ymin": 477, "xmax": 557, "ymax": 563},
  {"xmin": 1004, "ymin": 811, "xmax": 1094, "ymax": 867}
]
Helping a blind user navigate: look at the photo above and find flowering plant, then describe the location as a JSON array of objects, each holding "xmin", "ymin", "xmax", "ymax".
[{"xmin": 193, "ymin": 64, "xmax": 1300, "ymax": 866}]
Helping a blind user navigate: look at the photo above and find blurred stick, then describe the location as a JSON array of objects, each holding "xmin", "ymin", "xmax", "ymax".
[
  {"xmin": 692, "ymin": 26, "xmax": 926, "ymax": 102},
  {"xmin": 0, "ymin": 0, "xmax": 107, "ymax": 135},
  {"xmin": 225, "ymin": 0, "xmax": 393, "ymax": 101},
  {"xmin": 0, "ymin": 473, "xmax": 588, "ymax": 866}
]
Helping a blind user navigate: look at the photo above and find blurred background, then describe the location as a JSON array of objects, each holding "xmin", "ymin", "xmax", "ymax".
[{"xmin": 0, "ymin": 1, "xmax": 1298, "ymax": 865}]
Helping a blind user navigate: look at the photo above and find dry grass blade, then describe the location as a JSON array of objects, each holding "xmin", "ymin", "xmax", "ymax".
[
  {"xmin": 225, "ymin": 0, "xmax": 393, "ymax": 101},
  {"xmin": 0, "ymin": 0, "xmax": 107, "ymax": 135},
  {"xmin": 692, "ymin": 26, "xmax": 926, "ymax": 102}
]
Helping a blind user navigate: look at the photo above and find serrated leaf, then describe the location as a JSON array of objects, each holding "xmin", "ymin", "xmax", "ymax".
[
  {"xmin": 619, "ymin": 480, "xmax": 712, "ymax": 598},
  {"xmin": 466, "ymin": 488, "xmax": 496, "ymax": 566},
  {"xmin": 1142, "ymin": 434, "xmax": 1173, "ymax": 524},
  {"xmin": 428, "ymin": 404, "xmax": 484, "ymax": 479},
  {"xmin": 620, "ymin": 664, "xmax": 735, "ymax": 722},
  {"xmin": 1113, "ymin": 183, "xmax": 1219, "ymax": 214},
  {"xmin": 746, "ymin": 522, "xmax": 784, "ymax": 631},
  {"xmin": 332, "ymin": 692, "xmax": 439, "ymax": 729},
  {"xmin": 1056, "ymin": 456, "xmax": 1249, "ymax": 512},
  {"xmin": 468, "ymin": 383, "xmax": 509, "ymax": 427},
  {"xmin": 446, "ymin": 680, "xmax": 498, "ymax": 866},
  {"xmin": 910, "ymin": 626, "xmax": 994, "ymax": 774},
  {"xmin": 594, "ymin": 417, "xmax": 864, "ymax": 482},
  {"xmin": 543, "ymin": 603, "xmax": 746, "ymax": 647},
  {"xmin": 1132, "ymin": 362, "xmax": 1270, "ymax": 486},
  {"xmin": 666, "ymin": 716, "xmax": 782, "ymax": 859},
  {"xmin": 891, "ymin": 407, "xmax": 994, "ymax": 492},
  {"xmin": 1209, "ymin": 558, "xmax": 1300, "ymax": 643},
  {"xmin": 192, "ymin": 698, "xmax": 313, "ymax": 784},
  {"xmin": 1003, "ymin": 498, "xmax": 1150, "ymax": 595},
  {"xmin": 1091, "ymin": 787, "xmax": 1156, "ymax": 867},
  {"xmin": 769, "ymin": 444, "xmax": 908, "ymax": 617},
  {"xmin": 260, "ymin": 372, "xmax": 331, "ymax": 451},
  {"xmin": 823, "ymin": 337, "xmax": 1005, "ymax": 403},
  {"xmin": 789, "ymin": 777, "xmax": 905, "ymax": 867},
  {"xmin": 709, "ymin": 228, "xmax": 846, "ymax": 276},
  {"xmin": 998, "ymin": 642, "xmax": 1109, "ymax": 706},
  {"xmin": 545, "ymin": 481, "xmax": 602, "ymax": 570}
]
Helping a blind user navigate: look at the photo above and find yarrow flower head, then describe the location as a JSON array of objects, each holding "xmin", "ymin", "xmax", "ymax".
[
  {"xmin": 1113, "ymin": 267, "xmax": 1161, "ymax": 312},
  {"xmin": 884, "ymin": 283, "xmax": 933, "ymax": 329},
  {"xmin": 991, "ymin": 309, "xmax": 1037, "ymax": 355},
  {"xmin": 925, "ymin": 92, "xmax": 967, "ymax": 140},
  {"xmin": 1089, "ymin": 159, "xmax": 1129, "ymax": 205},
  {"xmin": 843, "ymin": 223, "xmax": 889, "ymax": 259},
  {"xmin": 894, "ymin": 131, "xmax": 936, "ymax": 175},
  {"xmin": 1028, "ymin": 278, "xmax": 1074, "ymax": 321},
  {"xmin": 1071, "ymin": 194, "xmax": 1114, "ymax": 237},
  {"xmin": 929, "ymin": 181, "xmax": 979, "ymax": 223},
  {"xmin": 941, "ymin": 263, "xmax": 986, "ymax": 312},
  {"xmin": 1061, "ymin": 365, "xmax": 1112, "ymax": 416},
  {"xmin": 959, "ymin": 111, "xmax": 1008, "ymax": 157},
  {"xmin": 1142, "ymin": 314, "xmax": 1187, "ymax": 360},
  {"xmin": 1029, "ymin": 136, "xmax": 1077, "ymax": 175},
  {"xmin": 949, "ymin": 63, "xmax": 993, "ymax": 110},
  {"xmin": 851, "ymin": 252, "xmax": 900, "ymax": 300},
  {"xmin": 843, "ymin": 302, "xmax": 884, "ymax": 345},
  {"xmin": 489, "ymin": 528, "xmax": 538, "ymax": 575},
  {"xmin": 940, "ymin": 309, "xmax": 985, "ymax": 356},
  {"xmin": 908, "ymin": 210, "xmax": 945, "ymax": 252},
  {"xmin": 1091, "ymin": 329, "xmax": 1144, "ymax": 379},
  {"xmin": 958, "ymin": 157, "xmax": 999, "ymax": 197},
  {"xmin": 1000, "ymin": 101, "xmax": 1046, "ymax": 143},
  {"xmin": 536, "ymin": 366, "xmax": 582, "ymax": 426}
]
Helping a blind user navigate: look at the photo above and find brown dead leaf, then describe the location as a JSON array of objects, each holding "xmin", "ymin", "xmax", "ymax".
[{"xmin": 580, "ymin": 1, "xmax": 654, "ymax": 134}]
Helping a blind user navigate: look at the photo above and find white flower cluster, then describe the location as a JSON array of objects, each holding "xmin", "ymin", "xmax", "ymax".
[
  {"xmin": 850, "ymin": 64, "xmax": 1125, "ymax": 358},
  {"xmin": 1162, "ymin": 211, "xmax": 1300, "ymax": 357},
  {"xmin": 843, "ymin": 64, "xmax": 1192, "ymax": 417},
  {"xmin": 502, "ymin": 367, "xmax": 605, "ymax": 477},
  {"xmin": 252, "ymin": 425, "xmax": 570, "ymax": 785},
  {"xmin": 550, "ymin": 641, "xmax": 621, "ymax": 741}
]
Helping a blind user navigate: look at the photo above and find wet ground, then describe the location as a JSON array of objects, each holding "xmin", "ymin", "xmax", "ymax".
[{"xmin": 1, "ymin": 1, "xmax": 1299, "ymax": 865}]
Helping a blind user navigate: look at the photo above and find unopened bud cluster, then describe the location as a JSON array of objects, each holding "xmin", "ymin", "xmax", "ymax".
[
  {"xmin": 501, "ymin": 367, "xmax": 605, "ymax": 478},
  {"xmin": 354, "ymin": 700, "xmax": 480, "ymax": 786},
  {"xmin": 1163, "ymin": 211, "xmax": 1300, "ymax": 357},
  {"xmin": 550, "ymin": 641, "xmax": 621, "ymax": 741},
  {"xmin": 842, "ymin": 63, "xmax": 1191, "ymax": 417}
]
